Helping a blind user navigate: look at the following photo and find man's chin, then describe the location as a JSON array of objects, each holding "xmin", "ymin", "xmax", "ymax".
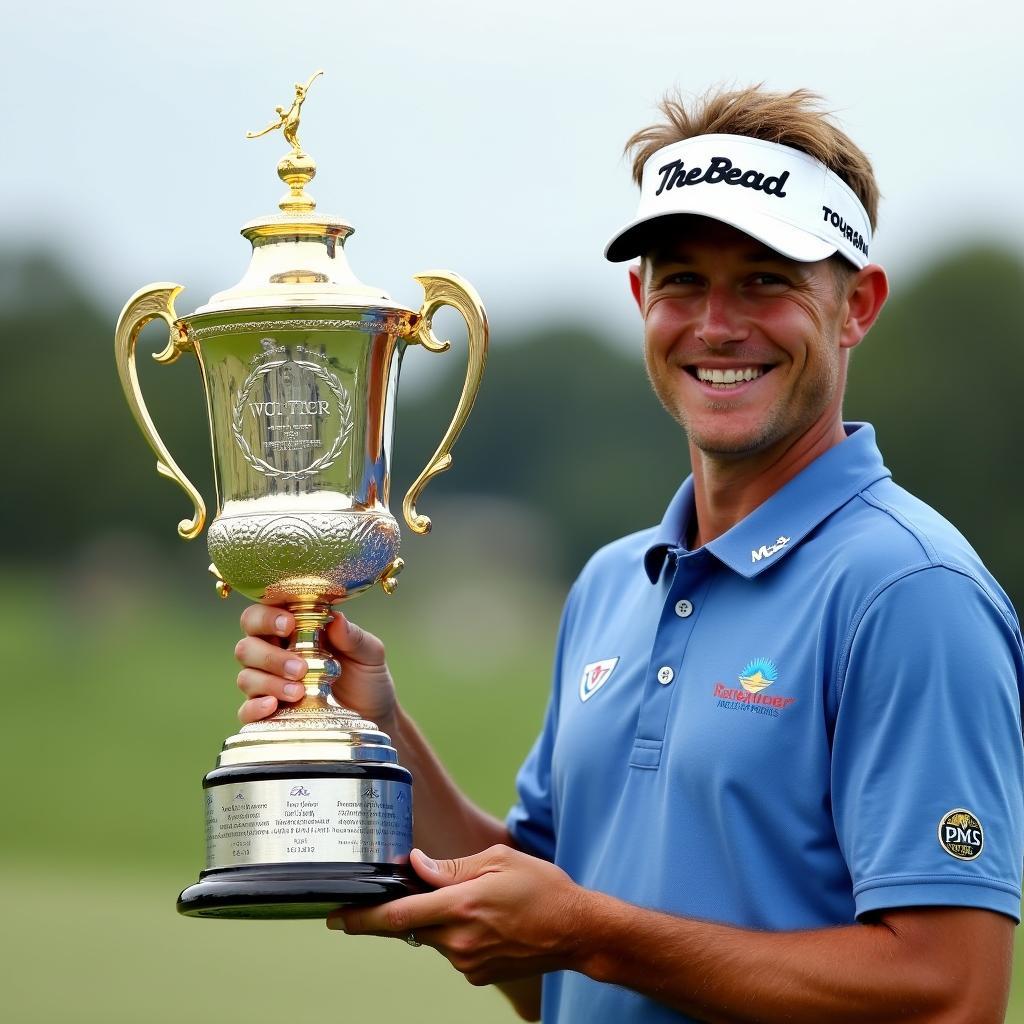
[{"xmin": 685, "ymin": 422, "xmax": 781, "ymax": 459}]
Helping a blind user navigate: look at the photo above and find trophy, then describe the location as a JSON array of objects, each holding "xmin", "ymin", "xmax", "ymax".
[{"xmin": 114, "ymin": 72, "xmax": 487, "ymax": 918}]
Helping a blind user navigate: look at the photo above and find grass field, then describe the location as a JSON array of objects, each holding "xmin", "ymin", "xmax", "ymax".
[
  {"xmin": 1, "ymin": 861, "xmax": 515, "ymax": 1023},
  {"xmin": 6, "ymin": 556, "xmax": 1024, "ymax": 1021}
]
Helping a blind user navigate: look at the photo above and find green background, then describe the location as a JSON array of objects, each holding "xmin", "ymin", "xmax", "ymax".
[
  {"xmin": 4, "ymin": 242, "xmax": 1024, "ymax": 1021},
  {"xmin": 5, "ymin": 569, "xmax": 554, "ymax": 1022}
]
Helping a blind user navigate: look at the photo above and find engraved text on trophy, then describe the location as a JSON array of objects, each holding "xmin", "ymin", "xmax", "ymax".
[{"xmin": 231, "ymin": 340, "xmax": 353, "ymax": 480}]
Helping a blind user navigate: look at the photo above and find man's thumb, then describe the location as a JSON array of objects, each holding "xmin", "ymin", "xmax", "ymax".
[{"xmin": 409, "ymin": 846, "xmax": 498, "ymax": 887}]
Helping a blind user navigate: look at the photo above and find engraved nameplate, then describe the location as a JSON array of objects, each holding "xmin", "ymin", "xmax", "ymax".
[
  {"xmin": 231, "ymin": 340, "xmax": 353, "ymax": 480},
  {"xmin": 205, "ymin": 777, "xmax": 413, "ymax": 869}
]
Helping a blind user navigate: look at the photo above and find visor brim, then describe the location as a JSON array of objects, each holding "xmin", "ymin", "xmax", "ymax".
[{"xmin": 604, "ymin": 209, "xmax": 839, "ymax": 265}]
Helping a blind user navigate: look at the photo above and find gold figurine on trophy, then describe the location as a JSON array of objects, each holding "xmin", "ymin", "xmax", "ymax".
[
  {"xmin": 246, "ymin": 69, "xmax": 323, "ymax": 154},
  {"xmin": 245, "ymin": 69, "xmax": 326, "ymax": 214},
  {"xmin": 114, "ymin": 72, "xmax": 488, "ymax": 918}
]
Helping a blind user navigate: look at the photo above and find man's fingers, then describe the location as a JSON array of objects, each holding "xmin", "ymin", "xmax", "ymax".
[
  {"xmin": 240, "ymin": 606, "xmax": 387, "ymax": 671},
  {"xmin": 240, "ymin": 604, "xmax": 294, "ymax": 639},
  {"xmin": 237, "ymin": 668, "xmax": 306, "ymax": 703},
  {"xmin": 234, "ymin": 636, "xmax": 308, "ymax": 681},
  {"xmin": 325, "ymin": 612, "xmax": 386, "ymax": 666},
  {"xmin": 238, "ymin": 695, "xmax": 278, "ymax": 723}
]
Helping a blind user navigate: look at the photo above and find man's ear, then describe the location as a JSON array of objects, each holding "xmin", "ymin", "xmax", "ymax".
[
  {"xmin": 629, "ymin": 263, "xmax": 644, "ymax": 313},
  {"xmin": 840, "ymin": 264, "xmax": 889, "ymax": 351}
]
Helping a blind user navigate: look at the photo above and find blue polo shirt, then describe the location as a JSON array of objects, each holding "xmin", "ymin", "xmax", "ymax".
[{"xmin": 507, "ymin": 423, "xmax": 1024, "ymax": 1024}]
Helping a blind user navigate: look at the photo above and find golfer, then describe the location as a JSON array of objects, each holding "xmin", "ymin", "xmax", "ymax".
[{"xmin": 233, "ymin": 86, "xmax": 1024, "ymax": 1023}]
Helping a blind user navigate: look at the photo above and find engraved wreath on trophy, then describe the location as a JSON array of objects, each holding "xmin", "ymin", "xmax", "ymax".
[{"xmin": 230, "ymin": 348, "xmax": 354, "ymax": 480}]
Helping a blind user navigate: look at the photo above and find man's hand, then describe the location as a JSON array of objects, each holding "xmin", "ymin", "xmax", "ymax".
[
  {"xmin": 330, "ymin": 846, "xmax": 585, "ymax": 987},
  {"xmin": 233, "ymin": 606, "xmax": 398, "ymax": 731}
]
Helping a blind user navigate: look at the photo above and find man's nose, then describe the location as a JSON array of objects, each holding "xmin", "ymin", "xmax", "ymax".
[{"xmin": 696, "ymin": 286, "xmax": 749, "ymax": 347}]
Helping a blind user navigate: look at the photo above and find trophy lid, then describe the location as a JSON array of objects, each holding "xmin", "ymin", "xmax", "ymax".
[{"xmin": 192, "ymin": 71, "xmax": 406, "ymax": 318}]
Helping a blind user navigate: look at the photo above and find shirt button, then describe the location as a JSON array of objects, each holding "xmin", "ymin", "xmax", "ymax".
[
  {"xmin": 674, "ymin": 599, "xmax": 693, "ymax": 618},
  {"xmin": 657, "ymin": 666, "xmax": 674, "ymax": 685}
]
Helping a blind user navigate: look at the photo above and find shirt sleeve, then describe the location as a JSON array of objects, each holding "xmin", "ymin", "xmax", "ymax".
[
  {"xmin": 832, "ymin": 564, "xmax": 1024, "ymax": 922},
  {"xmin": 505, "ymin": 584, "xmax": 578, "ymax": 862}
]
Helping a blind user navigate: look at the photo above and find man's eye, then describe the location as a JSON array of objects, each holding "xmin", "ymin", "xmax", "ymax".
[
  {"xmin": 660, "ymin": 272, "xmax": 700, "ymax": 286},
  {"xmin": 751, "ymin": 273, "xmax": 788, "ymax": 286}
]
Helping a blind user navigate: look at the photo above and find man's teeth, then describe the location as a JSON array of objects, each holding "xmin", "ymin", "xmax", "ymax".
[{"xmin": 695, "ymin": 367, "xmax": 764, "ymax": 388}]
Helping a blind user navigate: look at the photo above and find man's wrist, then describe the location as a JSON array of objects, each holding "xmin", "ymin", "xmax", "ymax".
[
  {"xmin": 376, "ymin": 705, "xmax": 402, "ymax": 742},
  {"xmin": 565, "ymin": 888, "xmax": 618, "ymax": 980}
]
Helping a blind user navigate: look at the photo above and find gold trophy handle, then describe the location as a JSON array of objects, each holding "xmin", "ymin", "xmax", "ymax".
[
  {"xmin": 403, "ymin": 271, "xmax": 489, "ymax": 535},
  {"xmin": 114, "ymin": 283, "xmax": 207, "ymax": 540}
]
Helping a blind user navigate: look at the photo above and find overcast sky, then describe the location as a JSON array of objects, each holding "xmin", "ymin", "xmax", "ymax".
[{"xmin": 4, "ymin": 0, "xmax": 1021, "ymax": 343}]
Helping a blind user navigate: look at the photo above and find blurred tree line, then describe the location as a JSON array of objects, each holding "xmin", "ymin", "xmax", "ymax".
[{"xmin": 4, "ymin": 243, "xmax": 1023, "ymax": 607}]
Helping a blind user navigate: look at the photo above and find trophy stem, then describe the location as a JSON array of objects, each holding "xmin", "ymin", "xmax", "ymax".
[
  {"xmin": 288, "ymin": 601, "xmax": 338, "ymax": 695},
  {"xmin": 278, "ymin": 601, "xmax": 376, "ymax": 729}
]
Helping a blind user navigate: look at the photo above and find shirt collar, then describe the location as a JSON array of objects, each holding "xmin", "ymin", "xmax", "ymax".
[{"xmin": 643, "ymin": 423, "xmax": 892, "ymax": 583}]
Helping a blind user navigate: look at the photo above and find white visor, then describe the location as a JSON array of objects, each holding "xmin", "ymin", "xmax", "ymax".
[{"xmin": 605, "ymin": 134, "xmax": 872, "ymax": 269}]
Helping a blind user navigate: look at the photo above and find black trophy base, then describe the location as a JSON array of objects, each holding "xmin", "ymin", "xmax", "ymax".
[
  {"xmin": 177, "ymin": 861, "xmax": 420, "ymax": 919},
  {"xmin": 177, "ymin": 760, "xmax": 421, "ymax": 919}
]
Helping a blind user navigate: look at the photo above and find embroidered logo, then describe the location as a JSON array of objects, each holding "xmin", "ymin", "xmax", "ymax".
[
  {"xmin": 712, "ymin": 657, "xmax": 795, "ymax": 717},
  {"xmin": 938, "ymin": 809, "xmax": 984, "ymax": 861},
  {"xmin": 655, "ymin": 157, "xmax": 790, "ymax": 198},
  {"xmin": 821, "ymin": 205, "xmax": 869, "ymax": 257},
  {"xmin": 738, "ymin": 657, "xmax": 778, "ymax": 693},
  {"xmin": 579, "ymin": 658, "xmax": 619, "ymax": 703},
  {"xmin": 751, "ymin": 536, "xmax": 790, "ymax": 563}
]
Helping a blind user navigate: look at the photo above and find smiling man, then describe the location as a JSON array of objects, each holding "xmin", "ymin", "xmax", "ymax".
[{"xmin": 234, "ymin": 87, "xmax": 1024, "ymax": 1022}]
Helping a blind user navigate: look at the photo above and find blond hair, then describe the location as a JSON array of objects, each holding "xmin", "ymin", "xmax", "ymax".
[{"xmin": 625, "ymin": 85, "xmax": 879, "ymax": 230}]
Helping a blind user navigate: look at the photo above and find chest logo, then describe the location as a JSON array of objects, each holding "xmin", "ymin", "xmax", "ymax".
[
  {"xmin": 739, "ymin": 657, "xmax": 778, "ymax": 693},
  {"xmin": 938, "ymin": 808, "xmax": 984, "ymax": 861},
  {"xmin": 579, "ymin": 657, "xmax": 619, "ymax": 703},
  {"xmin": 751, "ymin": 536, "xmax": 790, "ymax": 563},
  {"xmin": 712, "ymin": 656, "xmax": 795, "ymax": 717}
]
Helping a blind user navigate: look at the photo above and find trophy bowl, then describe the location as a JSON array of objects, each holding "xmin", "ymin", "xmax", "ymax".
[{"xmin": 114, "ymin": 74, "xmax": 487, "ymax": 918}]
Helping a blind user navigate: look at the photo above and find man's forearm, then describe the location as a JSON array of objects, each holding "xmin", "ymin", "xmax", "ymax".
[
  {"xmin": 573, "ymin": 894, "xmax": 1011, "ymax": 1024},
  {"xmin": 386, "ymin": 704, "xmax": 510, "ymax": 858}
]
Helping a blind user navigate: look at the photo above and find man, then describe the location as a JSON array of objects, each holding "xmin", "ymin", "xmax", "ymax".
[{"xmin": 233, "ymin": 87, "xmax": 1023, "ymax": 1022}]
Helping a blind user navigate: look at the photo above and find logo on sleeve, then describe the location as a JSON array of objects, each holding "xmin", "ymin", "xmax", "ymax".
[
  {"xmin": 938, "ymin": 808, "xmax": 984, "ymax": 860},
  {"xmin": 579, "ymin": 658, "xmax": 619, "ymax": 703}
]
